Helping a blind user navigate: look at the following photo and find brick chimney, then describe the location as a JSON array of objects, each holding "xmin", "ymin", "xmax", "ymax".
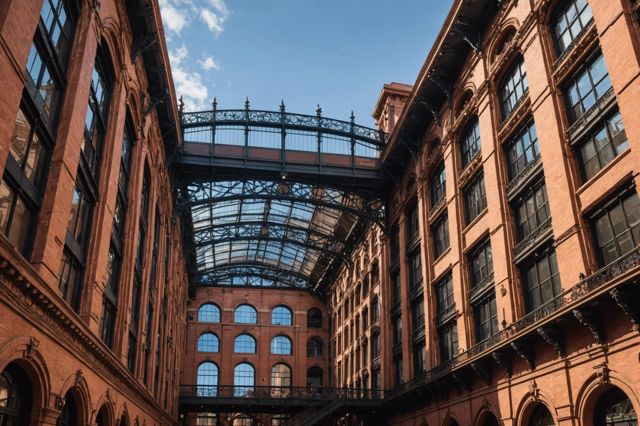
[{"xmin": 372, "ymin": 82, "xmax": 413, "ymax": 134}]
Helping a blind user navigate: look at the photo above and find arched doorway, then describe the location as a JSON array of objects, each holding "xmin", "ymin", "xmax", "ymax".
[
  {"xmin": 56, "ymin": 389, "xmax": 80, "ymax": 426},
  {"xmin": 0, "ymin": 362, "xmax": 33, "ymax": 425},
  {"xmin": 594, "ymin": 386, "xmax": 638, "ymax": 425},
  {"xmin": 95, "ymin": 405, "xmax": 110, "ymax": 426},
  {"xmin": 528, "ymin": 403, "xmax": 554, "ymax": 426}
]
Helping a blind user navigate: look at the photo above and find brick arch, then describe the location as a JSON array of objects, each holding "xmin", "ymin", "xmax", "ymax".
[
  {"xmin": 442, "ymin": 412, "xmax": 460, "ymax": 426},
  {"xmin": 453, "ymin": 84, "xmax": 476, "ymax": 117},
  {"xmin": 473, "ymin": 403, "xmax": 501, "ymax": 426},
  {"xmin": 58, "ymin": 370, "xmax": 92, "ymax": 426},
  {"xmin": 116, "ymin": 402, "xmax": 130, "ymax": 426},
  {"xmin": 487, "ymin": 18, "xmax": 521, "ymax": 68},
  {"xmin": 0, "ymin": 336, "xmax": 51, "ymax": 414},
  {"xmin": 575, "ymin": 371, "xmax": 640, "ymax": 425},
  {"xmin": 99, "ymin": 17, "xmax": 126, "ymax": 77},
  {"xmin": 514, "ymin": 391, "xmax": 559, "ymax": 426},
  {"xmin": 92, "ymin": 389, "xmax": 116, "ymax": 425}
]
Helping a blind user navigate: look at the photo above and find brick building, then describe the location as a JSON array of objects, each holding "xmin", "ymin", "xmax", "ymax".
[
  {"xmin": 0, "ymin": 0, "xmax": 187, "ymax": 424},
  {"xmin": 1, "ymin": 0, "xmax": 640, "ymax": 425}
]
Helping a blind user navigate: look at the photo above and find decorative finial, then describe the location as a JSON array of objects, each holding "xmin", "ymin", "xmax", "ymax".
[
  {"xmin": 350, "ymin": 110, "xmax": 355, "ymax": 123},
  {"xmin": 178, "ymin": 96, "xmax": 184, "ymax": 116},
  {"xmin": 280, "ymin": 100, "xmax": 286, "ymax": 113},
  {"xmin": 245, "ymin": 97, "xmax": 250, "ymax": 110},
  {"xmin": 316, "ymin": 104, "xmax": 322, "ymax": 117},
  {"xmin": 212, "ymin": 97, "xmax": 217, "ymax": 111}
]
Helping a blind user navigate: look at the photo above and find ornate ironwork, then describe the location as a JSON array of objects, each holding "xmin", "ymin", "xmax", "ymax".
[
  {"xmin": 468, "ymin": 274, "xmax": 494, "ymax": 304},
  {"xmin": 572, "ymin": 308, "xmax": 605, "ymax": 344},
  {"xmin": 505, "ymin": 155, "xmax": 542, "ymax": 197},
  {"xmin": 512, "ymin": 219, "xmax": 553, "ymax": 260},
  {"xmin": 567, "ymin": 88, "xmax": 616, "ymax": 141},
  {"xmin": 386, "ymin": 246, "xmax": 640, "ymax": 402},
  {"xmin": 198, "ymin": 263, "xmax": 310, "ymax": 288},
  {"xmin": 179, "ymin": 385, "xmax": 385, "ymax": 401},
  {"xmin": 437, "ymin": 304, "xmax": 456, "ymax": 326},
  {"xmin": 181, "ymin": 108, "xmax": 385, "ymax": 146}
]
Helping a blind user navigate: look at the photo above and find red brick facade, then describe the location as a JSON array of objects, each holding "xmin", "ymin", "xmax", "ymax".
[{"xmin": 0, "ymin": 0, "xmax": 185, "ymax": 424}]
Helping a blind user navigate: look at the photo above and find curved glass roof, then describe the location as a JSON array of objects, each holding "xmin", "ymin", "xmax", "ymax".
[{"xmin": 181, "ymin": 180, "xmax": 383, "ymax": 291}]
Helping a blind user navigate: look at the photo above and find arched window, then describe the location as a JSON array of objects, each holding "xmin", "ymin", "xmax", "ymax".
[
  {"xmin": 119, "ymin": 414, "xmax": 128, "ymax": 426},
  {"xmin": 271, "ymin": 363, "xmax": 292, "ymax": 397},
  {"xmin": 198, "ymin": 303, "xmax": 221, "ymax": 323},
  {"xmin": 307, "ymin": 337, "xmax": 323, "ymax": 358},
  {"xmin": 197, "ymin": 333, "xmax": 220, "ymax": 352},
  {"xmin": 480, "ymin": 412, "xmax": 500, "ymax": 426},
  {"xmin": 594, "ymin": 386, "xmax": 638, "ymax": 425},
  {"xmin": 234, "ymin": 334, "xmax": 256, "ymax": 353},
  {"xmin": 234, "ymin": 304, "xmax": 257, "ymax": 324},
  {"xmin": 460, "ymin": 119, "xmax": 481, "ymax": 169},
  {"xmin": 196, "ymin": 412, "xmax": 217, "ymax": 426},
  {"xmin": 0, "ymin": 363, "xmax": 33, "ymax": 425},
  {"xmin": 56, "ymin": 389, "xmax": 79, "ymax": 426},
  {"xmin": 500, "ymin": 59, "xmax": 528, "ymax": 119},
  {"xmin": 306, "ymin": 366, "xmax": 323, "ymax": 388},
  {"xmin": 551, "ymin": 0, "xmax": 593, "ymax": 55},
  {"xmin": 307, "ymin": 308, "xmax": 322, "ymax": 328},
  {"xmin": 234, "ymin": 363, "xmax": 255, "ymax": 397},
  {"xmin": 197, "ymin": 362, "xmax": 218, "ymax": 397},
  {"xmin": 232, "ymin": 414, "xmax": 254, "ymax": 426},
  {"xmin": 271, "ymin": 335, "xmax": 292, "ymax": 355},
  {"xmin": 95, "ymin": 406, "xmax": 110, "ymax": 426},
  {"xmin": 271, "ymin": 306, "xmax": 292, "ymax": 326},
  {"xmin": 529, "ymin": 404, "xmax": 555, "ymax": 426}
]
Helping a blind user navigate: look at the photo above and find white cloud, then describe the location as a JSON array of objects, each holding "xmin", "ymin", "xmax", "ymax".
[
  {"xmin": 158, "ymin": 0, "xmax": 188, "ymax": 35},
  {"xmin": 169, "ymin": 45, "xmax": 210, "ymax": 111},
  {"xmin": 198, "ymin": 56, "xmax": 220, "ymax": 71},
  {"xmin": 200, "ymin": 8, "xmax": 225, "ymax": 35}
]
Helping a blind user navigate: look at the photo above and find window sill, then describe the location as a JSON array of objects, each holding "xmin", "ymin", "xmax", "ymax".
[{"xmin": 463, "ymin": 208, "xmax": 488, "ymax": 234}]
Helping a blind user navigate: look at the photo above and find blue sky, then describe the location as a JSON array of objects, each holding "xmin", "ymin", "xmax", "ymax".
[{"xmin": 159, "ymin": 0, "xmax": 453, "ymax": 127}]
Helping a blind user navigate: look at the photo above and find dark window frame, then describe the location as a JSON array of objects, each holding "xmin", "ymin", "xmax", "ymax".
[
  {"xmin": 464, "ymin": 173, "xmax": 487, "ymax": 224},
  {"xmin": 500, "ymin": 59, "xmax": 529, "ymax": 120},
  {"xmin": 430, "ymin": 162, "xmax": 446, "ymax": 207},
  {"xmin": 460, "ymin": 118, "xmax": 481, "ymax": 169}
]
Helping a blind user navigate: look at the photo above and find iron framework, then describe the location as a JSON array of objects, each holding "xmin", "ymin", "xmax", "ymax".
[{"xmin": 175, "ymin": 105, "xmax": 388, "ymax": 293}]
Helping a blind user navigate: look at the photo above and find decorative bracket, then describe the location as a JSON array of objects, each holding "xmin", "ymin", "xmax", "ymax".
[
  {"xmin": 453, "ymin": 19, "xmax": 480, "ymax": 52},
  {"xmin": 610, "ymin": 288, "xmax": 640, "ymax": 331},
  {"xmin": 536, "ymin": 325, "xmax": 565, "ymax": 358},
  {"xmin": 144, "ymin": 86, "xmax": 170, "ymax": 117},
  {"xmin": 511, "ymin": 341, "xmax": 535, "ymax": 371},
  {"xmin": 573, "ymin": 309, "xmax": 605, "ymax": 345},
  {"xmin": 415, "ymin": 96, "xmax": 440, "ymax": 127},
  {"xmin": 471, "ymin": 360, "xmax": 492, "ymax": 385},
  {"xmin": 492, "ymin": 350, "xmax": 512, "ymax": 377},
  {"xmin": 131, "ymin": 32, "xmax": 158, "ymax": 63},
  {"xmin": 452, "ymin": 371, "xmax": 472, "ymax": 393}
]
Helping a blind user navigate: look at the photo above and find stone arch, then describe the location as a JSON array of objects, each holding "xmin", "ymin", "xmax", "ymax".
[
  {"xmin": 92, "ymin": 389, "xmax": 116, "ymax": 425},
  {"xmin": 454, "ymin": 84, "xmax": 476, "ymax": 117},
  {"xmin": 58, "ymin": 369, "xmax": 91, "ymax": 425},
  {"xmin": 474, "ymin": 407, "xmax": 501, "ymax": 426},
  {"xmin": 487, "ymin": 19, "xmax": 520, "ymax": 66},
  {"xmin": 575, "ymin": 370, "xmax": 640, "ymax": 425},
  {"xmin": 515, "ymin": 391, "xmax": 558, "ymax": 426},
  {"xmin": 442, "ymin": 413, "xmax": 460, "ymax": 426},
  {"xmin": 99, "ymin": 17, "xmax": 126, "ymax": 76},
  {"xmin": 116, "ymin": 402, "xmax": 130, "ymax": 426},
  {"xmin": 0, "ymin": 336, "xmax": 51, "ymax": 414}
]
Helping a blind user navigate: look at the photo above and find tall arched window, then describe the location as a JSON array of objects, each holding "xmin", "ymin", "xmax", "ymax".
[
  {"xmin": 234, "ymin": 334, "xmax": 256, "ymax": 353},
  {"xmin": 271, "ymin": 363, "xmax": 292, "ymax": 397},
  {"xmin": 56, "ymin": 389, "xmax": 79, "ymax": 426},
  {"xmin": 95, "ymin": 406, "xmax": 110, "ymax": 426},
  {"xmin": 0, "ymin": 363, "xmax": 33, "ymax": 425},
  {"xmin": 234, "ymin": 363, "xmax": 255, "ymax": 397},
  {"xmin": 271, "ymin": 306, "xmax": 292, "ymax": 326},
  {"xmin": 594, "ymin": 386, "xmax": 638, "ymax": 425},
  {"xmin": 307, "ymin": 337, "xmax": 323, "ymax": 358},
  {"xmin": 307, "ymin": 308, "xmax": 322, "ymax": 328},
  {"xmin": 500, "ymin": 59, "xmax": 528, "ymax": 119},
  {"xmin": 197, "ymin": 333, "xmax": 220, "ymax": 352},
  {"xmin": 198, "ymin": 303, "xmax": 221, "ymax": 323},
  {"xmin": 529, "ymin": 404, "xmax": 555, "ymax": 426},
  {"xmin": 271, "ymin": 335, "xmax": 292, "ymax": 355},
  {"xmin": 234, "ymin": 304, "xmax": 257, "ymax": 324},
  {"xmin": 197, "ymin": 362, "xmax": 218, "ymax": 397},
  {"xmin": 307, "ymin": 366, "xmax": 323, "ymax": 388}
]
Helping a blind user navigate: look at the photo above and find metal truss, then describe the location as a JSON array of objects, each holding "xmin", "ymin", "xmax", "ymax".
[{"xmin": 197, "ymin": 263, "xmax": 311, "ymax": 288}]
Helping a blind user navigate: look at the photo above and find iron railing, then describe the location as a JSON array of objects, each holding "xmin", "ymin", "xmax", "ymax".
[
  {"xmin": 388, "ymin": 246, "xmax": 640, "ymax": 400},
  {"xmin": 468, "ymin": 273, "xmax": 495, "ymax": 304},
  {"xmin": 512, "ymin": 219, "xmax": 553, "ymax": 259},
  {"xmin": 179, "ymin": 385, "xmax": 385, "ymax": 401}
]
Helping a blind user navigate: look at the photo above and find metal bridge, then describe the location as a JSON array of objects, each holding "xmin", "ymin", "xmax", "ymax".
[{"xmin": 173, "ymin": 101, "xmax": 390, "ymax": 294}]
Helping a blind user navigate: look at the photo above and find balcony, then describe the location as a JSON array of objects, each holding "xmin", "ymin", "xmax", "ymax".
[
  {"xmin": 436, "ymin": 303, "xmax": 456, "ymax": 325},
  {"xmin": 512, "ymin": 219, "xmax": 553, "ymax": 262},
  {"xmin": 468, "ymin": 273, "xmax": 495, "ymax": 304},
  {"xmin": 386, "ymin": 246, "xmax": 640, "ymax": 406},
  {"xmin": 179, "ymin": 385, "xmax": 385, "ymax": 414}
]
